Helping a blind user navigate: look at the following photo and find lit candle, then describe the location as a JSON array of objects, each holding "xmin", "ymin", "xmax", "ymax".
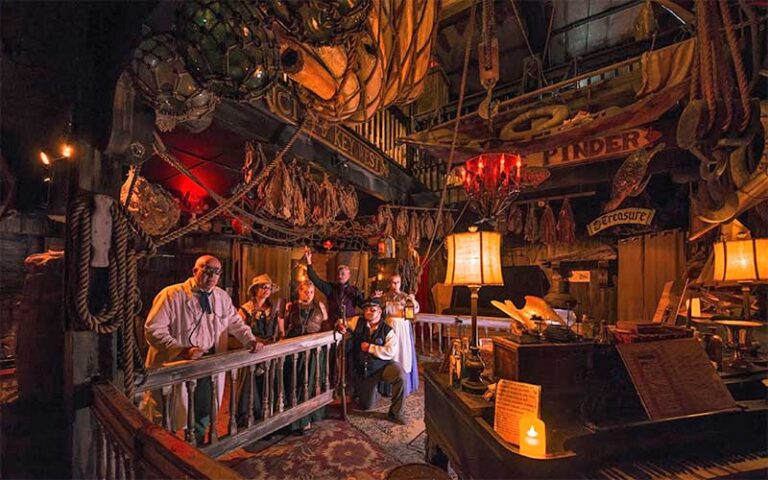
[{"xmin": 519, "ymin": 414, "xmax": 546, "ymax": 457}]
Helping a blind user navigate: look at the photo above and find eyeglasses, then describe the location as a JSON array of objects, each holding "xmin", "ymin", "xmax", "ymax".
[
  {"xmin": 257, "ymin": 284, "xmax": 271, "ymax": 290},
  {"xmin": 201, "ymin": 266, "xmax": 222, "ymax": 276}
]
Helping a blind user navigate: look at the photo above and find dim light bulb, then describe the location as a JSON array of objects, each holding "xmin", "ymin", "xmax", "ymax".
[
  {"xmin": 61, "ymin": 144, "xmax": 73, "ymax": 158},
  {"xmin": 40, "ymin": 151, "xmax": 51, "ymax": 165}
]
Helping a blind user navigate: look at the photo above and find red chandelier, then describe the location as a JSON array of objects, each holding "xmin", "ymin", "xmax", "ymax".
[{"xmin": 462, "ymin": 152, "xmax": 550, "ymax": 220}]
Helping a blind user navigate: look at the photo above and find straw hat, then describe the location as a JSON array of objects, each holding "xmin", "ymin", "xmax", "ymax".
[{"xmin": 248, "ymin": 273, "xmax": 280, "ymax": 295}]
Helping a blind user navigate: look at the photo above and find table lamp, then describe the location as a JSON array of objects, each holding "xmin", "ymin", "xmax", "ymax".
[
  {"xmin": 444, "ymin": 226, "xmax": 504, "ymax": 393},
  {"xmin": 712, "ymin": 237, "xmax": 767, "ymax": 368},
  {"xmin": 712, "ymin": 237, "xmax": 768, "ymax": 320}
]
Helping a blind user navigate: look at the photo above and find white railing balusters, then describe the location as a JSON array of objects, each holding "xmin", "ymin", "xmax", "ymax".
[
  {"xmin": 209, "ymin": 375, "xmax": 218, "ymax": 444},
  {"xmin": 185, "ymin": 380, "xmax": 197, "ymax": 446},
  {"xmin": 414, "ymin": 313, "xmax": 512, "ymax": 356},
  {"xmin": 247, "ymin": 365, "xmax": 256, "ymax": 428},
  {"xmin": 290, "ymin": 353, "xmax": 298, "ymax": 407},
  {"xmin": 276, "ymin": 357, "xmax": 285, "ymax": 414}
]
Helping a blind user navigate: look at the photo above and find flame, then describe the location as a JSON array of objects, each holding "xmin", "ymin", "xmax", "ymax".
[
  {"xmin": 61, "ymin": 144, "xmax": 73, "ymax": 158},
  {"xmin": 39, "ymin": 151, "xmax": 51, "ymax": 166},
  {"xmin": 527, "ymin": 425, "xmax": 538, "ymax": 438}
]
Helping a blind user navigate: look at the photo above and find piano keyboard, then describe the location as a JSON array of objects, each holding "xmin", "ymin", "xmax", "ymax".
[{"xmin": 590, "ymin": 449, "xmax": 768, "ymax": 479}]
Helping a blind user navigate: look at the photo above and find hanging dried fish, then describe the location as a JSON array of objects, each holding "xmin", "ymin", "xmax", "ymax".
[
  {"xmin": 377, "ymin": 205, "xmax": 394, "ymax": 236},
  {"xmin": 422, "ymin": 212, "xmax": 435, "ymax": 239},
  {"xmin": 257, "ymin": 158, "xmax": 293, "ymax": 221},
  {"xmin": 524, "ymin": 204, "xmax": 538, "ymax": 243},
  {"xmin": 314, "ymin": 174, "xmax": 340, "ymax": 225},
  {"xmin": 556, "ymin": 198, "xmax": 576, "ymax": 244},
  {"xmin": 395, "ymin": 208, "xmax": 409, "ymax": 237},
  {"xmin": 507, "ymin": 204, "xmax": 523, "ymax": 235},
  {"xmin": 288, "ymin": 160, "xmax": 308, "ymax": 226},
  {"xmin": 339, "ymin": 183, "xmax": 359, "ymax": 219},
  {"xmin": 408, "ymin": 211, "xmax": 421, "ymax": 244},
  {"xmin": 540, "ymin": 202, "xmax": 557, "ymax": 245}
]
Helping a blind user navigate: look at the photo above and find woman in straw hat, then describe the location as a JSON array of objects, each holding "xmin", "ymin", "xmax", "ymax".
[
  {"xmin": 239, "ymin": 273, "xmax": 285, "ymax": 343},
  {"xmin": 236, "ymin": 273, "xmax": 285, "ymax": 425}
]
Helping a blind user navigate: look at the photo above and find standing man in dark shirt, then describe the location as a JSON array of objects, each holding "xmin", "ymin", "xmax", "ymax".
[{"xmin": 303, "ymin": 246, "xmax": 365, "ymax": 330}]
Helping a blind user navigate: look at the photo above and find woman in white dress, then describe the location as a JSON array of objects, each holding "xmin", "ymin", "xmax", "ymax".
[{"xmin": 379, "ymin": 274, "xmax": 420, "ymax": 396}]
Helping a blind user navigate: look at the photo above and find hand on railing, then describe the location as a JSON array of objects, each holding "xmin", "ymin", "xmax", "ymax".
[
  {"xmin": 248, "ymin": 340, "xmax": 265, "ymax": 353},
  {"xmin": 336, "ymin": 320, "xmax": 347, "ymax": 335},
  {"xmin": 180, "ymin": 346, "xmax": 205, "ymax": 360}
]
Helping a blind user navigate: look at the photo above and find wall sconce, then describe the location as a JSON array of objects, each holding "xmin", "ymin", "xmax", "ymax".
[{"xmin": 518, "ymin": 414, "xmax": 546, "ymax": 458}]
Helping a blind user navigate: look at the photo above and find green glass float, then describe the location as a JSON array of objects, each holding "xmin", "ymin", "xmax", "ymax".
[
  {"xmin": 265, "ymin": 0, "xmax": 372, "ymax": 46},
  {"xmin": 176, "ymin": 0, "xmax": 279, "ymax": 102},
  {"xmin": 130, "ymin": 34, "xmax": 218, "ymax": 132}
]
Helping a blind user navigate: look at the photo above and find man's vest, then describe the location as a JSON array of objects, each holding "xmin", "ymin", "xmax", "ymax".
[
  {"xmin": 351, "ymin": 317, "xmax": 393, "ymax": 377},
  {"xmin": 285, "ymin": 300, "xmax": 324, "ymax": 338}
]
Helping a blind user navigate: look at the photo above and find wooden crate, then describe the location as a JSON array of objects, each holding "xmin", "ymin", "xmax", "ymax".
[{"xmin": 492, "ymin": 337, "xmax": 593, "ymax": 419}]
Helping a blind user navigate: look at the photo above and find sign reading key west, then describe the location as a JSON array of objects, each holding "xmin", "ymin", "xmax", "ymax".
[{"xmin": 587, "ymin": 208, "xmax": 656, "ymax": 236}]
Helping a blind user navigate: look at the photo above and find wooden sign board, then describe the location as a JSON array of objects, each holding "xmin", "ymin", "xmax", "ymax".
[
  {"xmin": 526, "ymin": 127, "xmax": 662, "ymax": 168},
  {"xmin": 568, "ymin": 270, "xmax": 591, "ymax": 283},
  {"xmin": 494, "ymin": 379, "xmax": 541, "ymax": 446},
  {"xmin": 267, "ymin": 86, "xmax": 390, "ymax": 177},
  {"xmin": 587, "ymin": 208, "xmax": 656, "ymax": 236},
  {"xmin": 616, "ymin": 338, "xmax": 737, "ymax": 420}
]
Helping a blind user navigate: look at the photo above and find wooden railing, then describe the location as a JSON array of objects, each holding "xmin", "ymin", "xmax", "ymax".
[
  {"xmin": 414, "ymin": 313, "xmax": 511, "ymax": 357},
  {"xmin": 135, "ymin": 331, "xmax": 339, "ymax": 458},
  {"xmin": 350, "ymin": 108, "xmax": 409, "ymax": 169},
  {"xmin": 92, "ymin": 381, "xmax": 242, "ymax": 480}
]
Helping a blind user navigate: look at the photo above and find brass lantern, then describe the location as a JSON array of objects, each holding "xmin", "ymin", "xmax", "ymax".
[
  {"xmin": 176, "ymin": 0, "xmax": 280, "ymax": 102},
  {"xmin": 130, "ymin": 34, "xmax": 218, "ymax": 132}
]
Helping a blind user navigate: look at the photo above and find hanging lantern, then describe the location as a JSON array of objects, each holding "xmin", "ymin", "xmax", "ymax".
[
  {"xmin": 265, "ymin": 0, "xmax": 372, "ymax": 46},
  {"xmin": 322, "ymin": 239, "xmax": 334, "ymax": 250},
  {"xmin": 176, "ymin": 0, "xmax": 280, "ymax": 102},
  {"xmin": 404, "ymin": 296, "xmax": 415, "ymax": 321},
  {"xmin": 130, "ymin": 34, "xmax": 219, "ymax": 132}
]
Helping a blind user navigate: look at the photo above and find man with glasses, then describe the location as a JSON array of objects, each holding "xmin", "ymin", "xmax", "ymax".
[
  {"xmin": 142, "ymin": 255, "xmax": 264, "ymax": 444},
  {"xmin": 337, "ymin": 297, "xmax": 407, "ymax": 425}
]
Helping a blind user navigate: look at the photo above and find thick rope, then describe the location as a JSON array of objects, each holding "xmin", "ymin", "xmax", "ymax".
[
  {"xmin": 719, "ymin": 0, "xmax": 751, "ymax": 132},
  {"xmin": 696, "ymin": 0, "xmax": 716, "ymax": 135}
]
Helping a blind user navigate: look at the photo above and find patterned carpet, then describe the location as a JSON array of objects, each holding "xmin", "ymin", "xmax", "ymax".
[
  {"xmin": 221, "ymin": 363, "xmax": 434, "ymax": 480},
  {"xmin": 220, "ymin": 419, "xmax": 400, "ymax": 480}
]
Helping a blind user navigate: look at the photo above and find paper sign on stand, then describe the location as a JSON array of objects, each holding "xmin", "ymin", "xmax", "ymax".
[{"xmin": 493, "ymin": 379, "xmax": 541, "ymax": 447}]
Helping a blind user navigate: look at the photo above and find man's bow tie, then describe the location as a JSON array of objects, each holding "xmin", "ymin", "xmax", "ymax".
[{"xmin": 195, "ymin": 290, "xmax": 213, "ymax": 314}]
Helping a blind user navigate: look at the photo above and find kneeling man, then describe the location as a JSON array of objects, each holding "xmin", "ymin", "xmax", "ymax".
[{"xmin": 337, "ymin": 297, "xmax": 407, "ymax": 424}]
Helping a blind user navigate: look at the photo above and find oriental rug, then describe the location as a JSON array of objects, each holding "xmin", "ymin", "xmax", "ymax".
[{"xmin": 219, "ymin": 419, "xmax": 400, "ymax": 480}]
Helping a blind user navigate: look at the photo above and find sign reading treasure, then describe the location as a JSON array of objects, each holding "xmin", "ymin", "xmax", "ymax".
[
  {"xmin": 267, "ymin": 86, "xmax": 389, "ymax": 177},
  {"xmin": 587, "ymin": 208, "xmax": 656, "ymax": 236},
  {"xmin": 526, "ymin": 128, "xmax": 662, "ymax": 167}
]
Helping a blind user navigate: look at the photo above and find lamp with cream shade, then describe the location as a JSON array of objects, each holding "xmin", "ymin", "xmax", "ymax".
[
  {"xmin": 712, "ymin": 238, "xmax": 768, "ymax": 320},
  {"xmin": 444, "ymin": 227, "xmax": 504, "ymax": 393},
  {"xmin": 712, "ymin": 236, "xmax": 767, "ymax": 369}
]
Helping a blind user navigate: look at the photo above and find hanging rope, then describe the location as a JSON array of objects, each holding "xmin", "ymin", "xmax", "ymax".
[
  {"xmin": 421, "ymin": 0, "xmax": 477, "ymax": 269},
  {"xmin": 719, "ymin": 0, "xmax": 751, "ymax": 132},
  {"xmin": 68, "ymin": 195, "xmax": 157, "ymax": 397}
]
